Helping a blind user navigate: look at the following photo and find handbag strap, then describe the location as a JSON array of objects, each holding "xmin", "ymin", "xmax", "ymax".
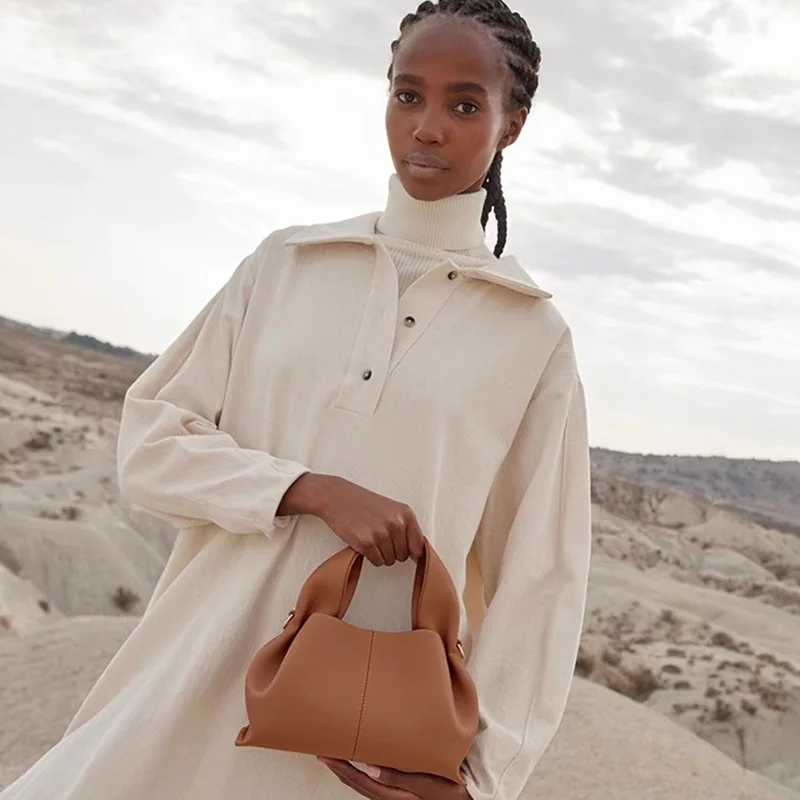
[{"xmin": 288, "ymin": 539, "xmax": 461, "ymax": 653}]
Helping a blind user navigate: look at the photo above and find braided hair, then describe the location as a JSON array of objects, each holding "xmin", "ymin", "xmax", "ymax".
[{"xmin": 389, "ymin": 0, "xmax": 542, "ymax": 257}]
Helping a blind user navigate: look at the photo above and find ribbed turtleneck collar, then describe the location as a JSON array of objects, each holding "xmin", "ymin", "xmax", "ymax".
[{"xmin": 376, "ymin": 174, "xmax": 487, "ymax": 251}]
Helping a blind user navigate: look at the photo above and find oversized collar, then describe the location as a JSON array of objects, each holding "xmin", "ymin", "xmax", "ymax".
[{"xmin": 285, "ymin": 212, "xmax": 553, "ymax": 301}]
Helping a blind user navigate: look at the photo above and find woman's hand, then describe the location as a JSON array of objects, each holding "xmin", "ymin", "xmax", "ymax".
[
  {"xmin": 319, "ymin": 759, "xmax": 471, "ymax": 800},
  {"xmin": 279, "ymin": 473, "xmax": 425, "ymax": 567}
]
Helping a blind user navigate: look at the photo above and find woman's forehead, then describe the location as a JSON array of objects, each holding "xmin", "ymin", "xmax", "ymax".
[{"xmin": 392, "ymin": 16, "xmax": 507, "ymax": 85}]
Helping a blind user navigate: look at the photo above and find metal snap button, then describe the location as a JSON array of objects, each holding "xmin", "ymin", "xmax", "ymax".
[
  {"xmin": 362, "ymin": 369, "xmax": 373, "ymax": 381},
  {"xmin": 404, "ymin": 316, "xmax": 416, "ymax": 327},
  {"xmin": 447, "ymin": 270, "xmax": 458, "ymax": 280}
]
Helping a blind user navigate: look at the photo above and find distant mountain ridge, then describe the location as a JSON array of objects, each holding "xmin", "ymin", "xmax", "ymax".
[
  {"xmin": 0, "ymin": 315, "xmax": 156, "ymax": 362},
  {"xmin": 591, "ymin": 448, "xmax": 800, "ymax": 536},
  {"xmin": 60, "ymin": 332, "xmax": 153, "ymax": 362}
]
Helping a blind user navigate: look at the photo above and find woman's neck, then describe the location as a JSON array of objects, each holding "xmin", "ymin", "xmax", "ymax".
[{"xmin": 376, "ymin": 174, "xmax": 488, "ymax": 251}]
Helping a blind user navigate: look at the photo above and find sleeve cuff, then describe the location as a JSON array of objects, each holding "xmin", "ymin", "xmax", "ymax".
[{"xmin": 263, "ymin": 464, "xmax": 313, "ymax": 535}]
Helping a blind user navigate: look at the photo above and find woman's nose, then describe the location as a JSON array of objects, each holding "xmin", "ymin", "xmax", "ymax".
[{"xmin": 413, "ymin": 111, "xmax": 445, "ymax": 145}]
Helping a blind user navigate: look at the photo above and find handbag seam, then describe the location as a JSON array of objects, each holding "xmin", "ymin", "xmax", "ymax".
[{"xmin": 351, "ymin": 631, "xmax": 375, "ymax": 760}]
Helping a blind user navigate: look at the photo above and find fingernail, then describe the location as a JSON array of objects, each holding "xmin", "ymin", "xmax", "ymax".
[{"xmin": 363, "ymin": 765, "xmax": 382, "ymax": 780}]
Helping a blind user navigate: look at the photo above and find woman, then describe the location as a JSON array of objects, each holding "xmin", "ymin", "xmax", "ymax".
[{"xmin": 0, "ymin": 2, "xmax": 591, "ymax": 799}]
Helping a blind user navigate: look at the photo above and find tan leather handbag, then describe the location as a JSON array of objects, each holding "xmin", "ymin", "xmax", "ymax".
[{"xmin": 235, "ymin": 539, "xmax": 479, "ymax": 784}]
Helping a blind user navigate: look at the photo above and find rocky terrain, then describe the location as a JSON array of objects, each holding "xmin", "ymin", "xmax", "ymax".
[
  {"xmin": 0, "ymin": 317, "xmax": 798, "ymax": 798},
  {"xmin": 591, "ymin": 447, "xmax": 800, "ymax": 535}
]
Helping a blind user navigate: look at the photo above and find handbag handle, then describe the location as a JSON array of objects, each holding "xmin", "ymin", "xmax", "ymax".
[{"xmin": 284, "ymin": 539, "xmax": 463, "ymax": 656}]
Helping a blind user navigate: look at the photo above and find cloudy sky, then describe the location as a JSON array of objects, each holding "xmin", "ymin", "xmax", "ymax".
[{"xmin": 1, "ymin": 0, "xmax": 799, "ymax": 460}]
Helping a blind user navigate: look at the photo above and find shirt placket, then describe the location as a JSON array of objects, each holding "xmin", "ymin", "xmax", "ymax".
[
  {"xmin": 389, "ymin": 260, "xmax": 463, "ymax": 376},
  {"xmin": 332, "ymin": 245, "xmax": 464, "ymax": 417}
]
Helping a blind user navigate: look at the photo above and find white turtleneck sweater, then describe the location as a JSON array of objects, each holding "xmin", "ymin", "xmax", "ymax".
[{"xmin": 376, "ymin": 174, "xmax": 493, "ymax": 295}]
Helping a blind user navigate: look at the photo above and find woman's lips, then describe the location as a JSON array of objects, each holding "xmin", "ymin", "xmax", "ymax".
[{"xmin": 404, "ymin": 154, "xmax": 449, "ymax": 176}]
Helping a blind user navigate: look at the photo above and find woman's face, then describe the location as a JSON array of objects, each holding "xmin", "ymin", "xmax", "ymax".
[{"xmin": 386, "ymin": 17, "xmax": 527, "ymax": 202}]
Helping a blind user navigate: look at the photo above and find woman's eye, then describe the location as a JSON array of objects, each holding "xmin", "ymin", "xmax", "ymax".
[
  {"xmin": 396, "ymin": 91, "xmax": 417, "ymax": 104},
  {"xmin": 455, "ymin": 101, "xmax": 479, "ymax": 115}
]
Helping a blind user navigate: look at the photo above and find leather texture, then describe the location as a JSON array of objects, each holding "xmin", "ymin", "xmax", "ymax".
[{"xmin": 236, "ymin": 539, "xmax": 480, "ymax": 784}]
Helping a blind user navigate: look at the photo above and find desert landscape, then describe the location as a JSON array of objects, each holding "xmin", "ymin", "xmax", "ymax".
[{"xmin": 0, "ymin": 316, "xmax": 798, "ymax": 798}]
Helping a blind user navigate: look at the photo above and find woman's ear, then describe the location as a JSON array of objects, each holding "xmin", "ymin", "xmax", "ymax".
[{"xmin": 499, "ymin": 108, "xmax": 528, "ymax": 149}]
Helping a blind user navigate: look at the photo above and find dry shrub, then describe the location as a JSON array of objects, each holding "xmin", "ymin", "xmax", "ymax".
[
  {"xmin": 24, "ymin": 431, "xmax": 53, "ymax": 451},
  {"xmin": 760, "ymin": 687, "xmax": 789, "ymax": 712},
  {"xmin": 626, "ymin": 666, "xmax": 661, "ymax": 701},
  {"xmin": 710, "ymin": 631, "xmax": 738, "ymax": 650},
  {"xmin": 39, "ymin": 506, "xmax": 82, "ymax": 521},
  {"xmin": 575, "ymin": 644, "xmax": 596, "ymax": 677},
  {"xmin": 712, "ymin": 698, "xmax": 734, "ymax": 722},
  {"xmin": 112, "ymin": 587, "xmax": 140, "ymax": 613},
  {"xmin": 741, "ymin": 699, "xmax": 758, "ymax": 716}
]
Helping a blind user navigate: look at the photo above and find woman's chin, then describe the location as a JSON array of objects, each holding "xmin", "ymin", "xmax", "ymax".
[{"xmin": 396, "ymin": 168, "xmax": 453, "ymax": 202}]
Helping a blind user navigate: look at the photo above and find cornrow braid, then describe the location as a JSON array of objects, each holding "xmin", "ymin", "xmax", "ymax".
[
  {"xmin": 389, "ymin": 0, "xmax": 542, "ymax": 257},
  {"xmin": 481, "ymin": 151, "xmax": 507, "ymax": 257}
]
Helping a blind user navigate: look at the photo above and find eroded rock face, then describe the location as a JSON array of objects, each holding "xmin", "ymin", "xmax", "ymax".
[
  {"xmin": 580, "ymin": 496, "xmax": 800, "ymax": 795},
  {"xmin": 591, "ymin": 472, "xmax": 710, "ymax": 529}
]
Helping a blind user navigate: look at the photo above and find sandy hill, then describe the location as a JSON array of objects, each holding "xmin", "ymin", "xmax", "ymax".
[{"xmin": 1, "ymin": 318, "xmax": 798, "ymax": 798}]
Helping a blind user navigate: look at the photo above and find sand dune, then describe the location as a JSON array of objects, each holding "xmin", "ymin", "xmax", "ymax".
[
  {"xmin": 0, "ymin": 616, "xmax": 138, "ymax": 788},
  {"xmin": 535, "ymin": 678, "xmax": 793, "ymax": 800}
]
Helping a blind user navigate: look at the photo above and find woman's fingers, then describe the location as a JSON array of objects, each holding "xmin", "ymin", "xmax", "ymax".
[
  {"xmin": 393, "ymin": 535, "xmax": 410, "ymax": 564},
  {"xmin": 318, "ymin": 759, "xmax": 415, "ymax": 800},
  {"xmin": 363, "ymin": 542, "xmax": 386, "ymax": 568},
  {"xmin": 375, "ymin": 532, "xmax": 397, "ymax": 567},
  {"xmin": 407, "ymin": 515, "xmax": 426, "ymax": 562},
  {"xmin": 315, "ymin": 476, "xmax": 425, "ymax": 567},
  {"xmin": 392, "ymin": 524, "xmax": 410, "ymax": 563}
]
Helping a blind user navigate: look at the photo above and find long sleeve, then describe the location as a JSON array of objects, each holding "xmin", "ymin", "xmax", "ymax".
[
  {"xmin": 117, "ymin": 236, "xmax": 311, "ymax": 535},
  {"xmin": 463, "ymin": 330, "xmax": 592, "ymax": 800}
]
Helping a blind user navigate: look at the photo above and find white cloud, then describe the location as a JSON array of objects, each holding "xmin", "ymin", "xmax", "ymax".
[
  {"xmin": 0, "ymin": 0, "xmax": 798, "ymax": 459},
  {"xmin": 693, "ymin": 160, "xmax": 800, "ymax": 212},
  {"xmin": 33, "ymin": 136, "xmax": 85, "ymax": 163}
]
